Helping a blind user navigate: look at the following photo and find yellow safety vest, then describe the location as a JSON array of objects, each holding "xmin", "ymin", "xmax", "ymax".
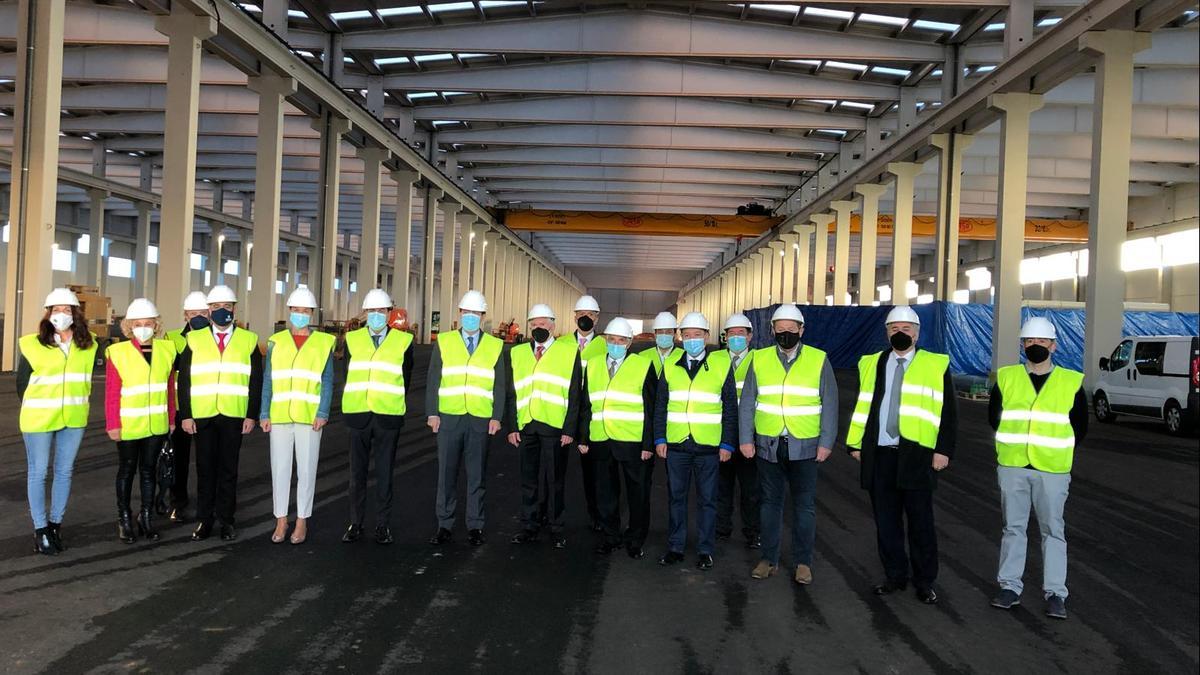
[
  {"xmin": 18, "ymin": 333, "xmax": 98, "ymax": 433},
  {"xmin": 437, "ymin": 331, "xmax": 503, "ymax": 418},
  {"xmin": 995, "ymin": 365, "xmax": 1083, "ymax": 474},
  {"xmin": 577, "ymin": 333, "xmax": 607, "ymax": 364},
  {"xmin": 586, "ymin": 352, "xmax": 652, "ymax": 443},
  {"xmin": 650, "ymin": 346, "xmax": 685, "ymax": 378},
  {"xmin": 187, "ymin": 328, "xmax": 259, "ymax": 420},
  {"xmin": 166, "ymin": 328, "xmax": 188, "ymax": 353},
  {"xmin": 751, "ymin": 345, "xmax": 826, "ymax": 440},
  {"xmin": 267, "ymin": 329, "xmax": 335, "ymax": 425},
  {"xmin": 664, "ymin": 350, "xmax": 731, "ymax": 447},
  {"xmin": 109, "ymin": 339, "xmax": 177, "ymax": 440},
  {"xmin": 511, "ymin": 339, "xmax": 576, "ymax": 430},
  {"xmin": 342, "ymin": 328, "xmax": 413, "ymax": 416},
  {"xmin": 846, "ymin": 350, "xmax": 950, "ymax": 450},
  {"xmin": 729, "ymin": 349, "xmax": 754, "ymax": 402}
]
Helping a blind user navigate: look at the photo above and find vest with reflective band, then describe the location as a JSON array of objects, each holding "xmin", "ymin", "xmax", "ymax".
[
  {"xmin": 19, "ymin": 334, "xmax": 98, "ymax": 433},
  {"xmin": 166, "ymin": 329, "xmax": 188, "ymax": 353},
  {"xmin": 729, "ymin": 350, "xmax": 754, "ymax": 403},
  {"xmin": 846, "ymin": 350, "xmax": 950, "ymax": 450},
  {"xmin": 342, "ymin": 328, "xmax": 413, "ymax": 416},
  {"xmin": 664, "ymin": 350, "xmax": 731, "ymax": 447},
  {"xmin": 267, "ymin": 330, "xmax": 335, "ymax": 425},
  {"xmin": 188, "ymin": 328, "xmax": 259, "ymax": 420},
  {"xmin": 437, "ymin": 331, "xmax": 503, "ymax": 418},
  {"xmin": 511, "ymin": 339, "xmax": 576, "ymax": 430},
  {"xmin": 586, "ymin": 352, "xmax": 652, "ymax": 443},
  {"xmin": 751, "ymin": 345, "xmax": 826, "ymax": 440},
  {"xmin": 109, "ymin": 339, "xmax": 176, "ymax": 440},
  {"xmin": 650, "ymin": 347, "xmax": 685, "ymax": 377},
  {"xmin": 995, "ymin": 364, "xmax": 1083, "ymax": 473},
  {"xmin": 578, "ymin": 334, "xmax": 606, "ymax": 364}
]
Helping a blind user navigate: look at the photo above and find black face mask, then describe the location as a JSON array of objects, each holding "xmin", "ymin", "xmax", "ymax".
[
  {"xmin": 889, "ymin": 331, "xmax": 914, "ymax": 351},
  {"xmin": 774, "ymin": 331, "xmax": 801, "ymax": 350},
  {"xmin": 188, "ymin": 315, "xmax": 211, "ymax": 331},
  {"xmin": 576, "ymin": 316, "xmax": 595, "ymax": 332},
  {"xmin": 531, "ymin": 327, "xmax": 551, "ymax": 343},
  {"xmin": 1024, "ymin": 344, "xmax": 1051, "ymax": 364},
  {"xmin": 210, "ymin": 308, "xmax": 234, "ymax": 327}
]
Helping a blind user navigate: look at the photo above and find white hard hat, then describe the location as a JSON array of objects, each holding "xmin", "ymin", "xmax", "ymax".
[
  {"xmin": 285, "ymin": 287, "xmax": 318, "ymax": 309},
  {"xmin": 679, "ymin": 311, "xmax": 710, "ymax": 332},
  {"xmin": 125, "ymin": 298, "xmax": 160, "ymax": 320},
  {"xmin": 527, "ymin": 303, "xmax": 556, "ymax": 321},
  {"xmin": 652, "ymin": 311, "xmax": 678, "ymax": 331},
  {"xmin": 603, "ymin": 317, "xmax": 634, "ymax": 339},
  {"xmin": 43, "ymin": 287, "xmax": 80, "ymax": 308},
  {"xmin": 361, "ymin": 288, "xmax": 393, "ymax": 310},
  {"xmin": 206, "ymin": 285, "xmax": 237, "ymax": 304},
  {"xmin": 724, "ymin": 313, "xmax": 753, "ymax": 331},
  {"xmin": 885, "ymin": 305, "xmax": 921, "ymax": 326},
  {"xmin": 1020, "ymin": 316, "xmax": 1057, "ymax": 340},
  {"xmin": 574, "ymin": 295, "xmax": 600, "ymax": 313},
  {"xmin": 459, "ymin": 290, "xmax": 488, "ymax": 313},
  {"xmin": 770, "ymin": 304, "xmax": 805, "ymax": 325},
  {"xmin": 183, "ymin": 291, "xmax": 210, "ymax": 311}
]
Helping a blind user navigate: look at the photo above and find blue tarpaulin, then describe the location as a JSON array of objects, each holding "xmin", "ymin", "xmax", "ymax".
[{"xmin": 743, "ymin": 302, "xmax": 1200, "ymax": 376}]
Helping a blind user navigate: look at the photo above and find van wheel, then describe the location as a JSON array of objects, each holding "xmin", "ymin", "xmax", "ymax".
[
  {"xmin": 1164, "ymin": 400, "xmax": 1186, "ymax": 436},
  {"xmin": 1094, "ymin": 392, "xmax": 1117, "ymax": 423}
]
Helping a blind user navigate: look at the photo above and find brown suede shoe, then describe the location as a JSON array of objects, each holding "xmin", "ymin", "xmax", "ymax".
[
  {"xmin": 751, "ymin": 560, "xmax": 778, "ymax": 579},
  {"xmin": 794, "ymin": 564, "xmax": 813, "ymax": 585}
]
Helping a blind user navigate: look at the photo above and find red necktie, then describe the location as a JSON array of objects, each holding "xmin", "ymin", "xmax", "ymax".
[
  {"xmin": 535, "ymin": 345, "xmax": 544, "ymax": 361},
  {"xmin": 217, "ymin": 332, "xmax": 227, "ymax": 354}
]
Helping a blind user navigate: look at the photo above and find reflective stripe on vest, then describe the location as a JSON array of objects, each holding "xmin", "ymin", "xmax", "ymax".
[
  {"xmin": 664, "ymin": 350, "xmax": 731, "ymax": 447},
  {"xmin": 188, "ymin": 328, "xmax": 259, "ymax": 419},
  {"xmin": 995, "ymin": 364, "xmax": 1082, "ymax": 473},
  {"xmin": 19, "ymin": 333, "xmax": 98, "ymax": 432},
  {"xmin": 846, "ymin": 350, "xmax": 950, "ymax": 450},
  {"xmin": 109, "ymin": 339, "xmax": 177, "ymax": 440},
  {"xmin": 730, "ymin": 350, "xmax": 754, "ymax": 403},
  {"xmin": 511, "ymin": 339, "xmax": 576, "ymax": 430},
  {"xmin": 437, "ymin": 331, "xmax": 503, "ymax": 418},
  {"xmin": 586, "ymin": 352, "xmax": 652, "ymax": 443},
  {"xmin": 751, "ymin": 345, "xmax": 826, "ymax": 439},
  {"xmin": 342, "ymin": 328, "xmax": 413, "ymax": 416},
  {"xmin": 267, "ymin": 330, "xmax": 335, "ymax": 425}
]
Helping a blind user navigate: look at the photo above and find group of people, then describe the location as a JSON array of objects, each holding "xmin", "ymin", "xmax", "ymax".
[{"xmin": 17, "ymin": 285, "xmax": 1086, "ymax": 620}]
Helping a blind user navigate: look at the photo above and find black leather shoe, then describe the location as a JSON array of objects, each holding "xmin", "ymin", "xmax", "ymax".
[
  {"xmin": 745, "ymin": 535, "xmax": 762, "ymax": 550},
  {"xmin": 374, "ymin": 526, "xmax": 394, "ymax": 545},
  {"xmin": 429, "ymin": 528, "xmax": 453, "ymax": 546},
  {"xmin": 191, "ymin": 521, "xmax": 213, "ymax": 541},
  {"xmin": 916, "ymin": 587, "xmax": 939, "ymax": 605},
  {"xmin": 342, "ymin": 524, "xmax": 363, "ymax": 543},
  {"xmin": 47, "ymin": 522, "xmax": 66, "ymax": 552},
  {"xmin": 169, "ymin": 508, "xmax": 189, "ymax": 524},
  {"xmin": 696, "ymin": 554, "xmax": 714, "ymax": 571},
  {"xmin": 467, "ymin": 529, "xmax": 485, "ymax": 546},
  {"xmin": 594, "ymin": 541, "xmax": 621, "ymax": 555},
  {"xmin": 873, "ymin": 580, "xmax": 908, "ymax": 595},
  {"xmin": 510, "ymin": 530, "xmax": 539, "ymax": 545},
  {"xmin": 627, "ymin": 546, "xmax": 645, "ymax": 559},
  {"xmin": 33, "ymin": 528, "xmax": 58, "ymax": 556},
  {"xmin": 552, "ymin": 536, "xmax": 567, "ymax": 549},
  {"xmin": 219, "ymin": 524, "xmax": 237, "ymax": 541},
  {"xmin": 118, "ymin": 511, "xmax": 137, "ymax": 544},
  {"xmin": 658, "ymin": 551, "xmax": 685, "ymax": 566}
]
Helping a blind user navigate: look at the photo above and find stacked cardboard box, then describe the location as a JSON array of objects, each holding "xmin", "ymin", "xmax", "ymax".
[{"xmin": 67, "ymin": 284, "xmax": 110, "ymax": 324}]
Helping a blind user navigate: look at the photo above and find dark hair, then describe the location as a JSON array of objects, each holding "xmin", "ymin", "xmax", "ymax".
[{"xmin": 38, "ymin": 306, "xmax": 95, "ymax": 349}]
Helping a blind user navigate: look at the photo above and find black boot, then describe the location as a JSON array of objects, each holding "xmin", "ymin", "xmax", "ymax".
[
  {"xmin": 47, "ymin": 522, "xmax": 66, "ymax": 552},
  {"xmin": 117, "ymin": 511, "xmax": 136, "ymax": 544},
  {"xmin": 33, "ymin": 528, "xmax": 57, "ymax": 556},
  {"xmin": 137, "ymin": 509, "xmax": 160, "ymax": 542}
]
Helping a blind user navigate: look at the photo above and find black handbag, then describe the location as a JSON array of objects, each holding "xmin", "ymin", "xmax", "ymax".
[{"xmin": 154, "ymin": 437, "xmax": 176, "ymax": 515}]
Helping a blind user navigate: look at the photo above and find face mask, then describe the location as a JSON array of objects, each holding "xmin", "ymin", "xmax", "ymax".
[
  {"xmin": 289, "ymin": 312, "xmax": 311, "ymax": 330},
  {"xmin": 48, "ymin": 312, "xmax": 74, "ymax": 332},
  {"xmin": 727, "ymin": 335, "xmax": 748, "ymax": 354},
  {"xmin": 1024, "ymin": 344, "xmax": 1051, "ymax": 364},
  {"xmin": 683, "ymin": 338, "xmax": 706, "ymax": 357},
  {"xmin": 531, "ymin": 327, "xmax": 551, "ymax": 343},
  {"xmin": 774, "ymin": 331, "xmax": 800, "ymax": 350},
  {"xmin": 606, "ymin": 342, "xmax": 628, "ymax": 361},
  {"xmin": 188, "ymin": 315, "xmax": 210, "ymax": 331},
  {"xmin": 366, "ymin": 311, "xmax": 388, "ymax": 332},
  {"xmin": 576, "ymin": 316, "xmax": 595, "ymax": 332},
  {"xmin": 211, "ymin": 308, "xmax": 234, "ymax": 327},
  {"xmin": 889, "ymin": 331, "xmax": 914, "ymax": 351},
  {"xmin": 132, "ymin": 326, "xmax": 155, "ymax": 343},
  {"xmin": 461, "ymin": 313, "xmax": 481, "ymax": 333},
  {"xmin": 655, "ymin": 334, "xmax": 675, "ymax": 350}
]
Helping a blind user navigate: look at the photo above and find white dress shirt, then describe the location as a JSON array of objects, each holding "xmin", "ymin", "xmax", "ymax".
[{"xmin": 877, "ymin": 349, "xmax": 914, "ymax": 447}]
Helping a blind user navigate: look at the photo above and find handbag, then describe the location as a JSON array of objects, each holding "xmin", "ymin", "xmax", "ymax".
[{"xmin": 154, "ymin": 436, "xmax": 176, "ymax": 515}]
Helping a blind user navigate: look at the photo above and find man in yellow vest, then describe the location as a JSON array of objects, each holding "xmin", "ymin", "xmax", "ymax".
[
  {"xmin": 506, "ymin": 303, "xmax": 582, "ymax": 549},
  {"xmin": 177, "ymin": 285, "xmax": 263, "ymax": 542},
  {"xmin": 988, "ymin": 317, "xmax": 1087, "ymax": 620},
  {"xmin": 165, "ymin": 290, "xmax": 211, "ymax": 522},
  {"xmin": 427, "ymin": 290, "xmax": 507, "ymax": 548},
  {"xmin": 572, "ymin": 294, "xmax": 611, "ymax": 532},
  {"xmin": 341, "ymin": 288, "xmax": 414, "ymax": 545},
  {"xmin": 653, "ymin": 311, "xmax": 738, "ymax": 571},
  {"xmin": 717, "ymin": 312, "xmax": 761, "ymax": 548},
  {"xmin": 738, "ymin": 305, "xmax": 838, "ymax": 584},
  {"xmin": 646, "ymin": 311, "xmax": 684, "ymax": 378},
  {"xmin": 577, "ymin": 317, "xmax": 658, "ymax": 558},
  {"xmin": 846, "ymin": 305, "xmax": 957, "ymax": 604}
]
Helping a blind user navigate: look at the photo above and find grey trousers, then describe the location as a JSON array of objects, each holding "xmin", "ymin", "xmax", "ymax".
[
  {"xmin": 435, "ymin": 415, "xmax": 490, "ymax": 530},
  {"xmin": 997, "ymin": 465, "xmax": 1071, "ymax": 598}
]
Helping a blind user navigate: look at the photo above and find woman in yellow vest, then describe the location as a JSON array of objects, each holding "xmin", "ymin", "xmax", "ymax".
[
  {"xmin": 16, "ymin": 288, "xmax": 98, "ymax": 555},
  {"xmin": 163, "ymin": 290, "xmax": 211, "ymax": 523},
  {"xmin": 105, "ymin": 298, "xmax": 177, "ymax": 544},
  {"xmin": 260, "ymin": 288, "xmax": 336, "ymax": 545}
]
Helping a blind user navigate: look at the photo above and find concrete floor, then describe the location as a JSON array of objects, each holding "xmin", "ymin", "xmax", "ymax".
[{"xmin": 1, "ymin": 345, "xmax": 1197, "ymax": 674}]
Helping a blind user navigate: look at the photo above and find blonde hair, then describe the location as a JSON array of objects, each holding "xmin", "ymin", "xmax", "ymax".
[{"xmin": 120, "ymin": 318, "xmax": 162, "ymax": 341}]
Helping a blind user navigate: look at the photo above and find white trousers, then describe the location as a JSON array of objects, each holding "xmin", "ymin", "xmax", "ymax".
[{"xmin": 270, "ymin": 423, "xmax": 323, "ymax": 519}]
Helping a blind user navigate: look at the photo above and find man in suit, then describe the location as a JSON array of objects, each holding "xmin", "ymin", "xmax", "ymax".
[
  {"xmin": 717, "ymin": 312, "xmax": 761, "ymax": 548},
  {"xmin": 165, "ymin": 290, "xmax": 214, "ymax": 522},
  {"xmin": 571, "ymin": 295, "xmax": 610, "ymax": 532}
]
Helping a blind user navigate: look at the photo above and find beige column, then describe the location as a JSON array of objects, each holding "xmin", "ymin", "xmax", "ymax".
[
  {"xmin": 208, "ymin": 223, "xmax": 223, "ymax": 287},
  {"xmin": 455, "ymin": 211, "xmax": 472, "ymax": 303},
  {"xmin": 830, "ymin": 200, "xmax": 856, "ymax": 305},
  {"xmin": 238, "ymin": 237, "xmax": 251, "ymax": 308},
  {"xmin": 420, "ymin": 187, "xmax": 442, "ymax": 343},
  {"xmin": 389, "ymin": 169, "xmax": 418, "ymax": 311},
  {"xmin": 316, "ymin": 114, "xmax": 350, "ymax": 323},
  {"xmin": 768, "ymin": 241, "xmax": 785, "ymax": 305},
  {"xmin": 810, "ymin": 213, "xmax": 833, "ymax": 305},
  {"xmin": 133, "ymin": 158, "xmax": 154, "ymax": 298},
  {"xmin": 855, "ymin": 183, "xmax": 886, "ymax": 306},
  {"xmin": 779, "ymin": 233, "xmax": 799, "ymax": 303},
  {"xmin": 931, "ymin": 133, "xmax": 974, "ymax": 301},
  {"xmin": 356, "ymin": 146, "xmax": 388, "ymax": 295},
  {"xmin": 483, "ymin": 232, "xmax": 501, "ymax": 329},
  {"xmin": 793, "ymin": 224, "xmax": 813, "ymax": 305},
  {"xmin": 886, "ymin": 162, "xmax": 922, "ymax": 305},
  {"xmin": 438, "ymin": 199, "xmax": 461, "ymax": 332},
  {"xmin": 471, "ymin": 222, "xmax": 488, "ymax": 292},
  {"xmin": 87, "ymin": 189, "xmax": 109, "ymax": 291}
]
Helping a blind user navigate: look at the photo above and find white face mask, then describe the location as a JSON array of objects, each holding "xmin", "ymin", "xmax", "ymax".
[
  {"xmin": 132, "ymin": 326, "xmax": 155, "ymax": 343},
  {"xmin": 49, "ymin": 312, "xmax": 73, "ymax": 332}
]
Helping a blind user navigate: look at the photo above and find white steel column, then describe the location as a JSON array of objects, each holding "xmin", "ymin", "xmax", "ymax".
[
  {"xmin": 855, "ymin": 183, "xmax": 886, "ymax": 306},
  {"xmin": 356, "ymin": 146, "xmax": 387, "ymax": 295},
  {"xmin": 87, "ymin": 189, "xmax": 108, "ymax": 291},
  {"xmin": 420, "ymin": 187, "xmax": 442, "ymax": 343},
  {"xmin": 931, "ymin": 133, "xmax": 974, "ymax": 301},
  {"xmin": 438, "ymin": 199, "xmax": 461, "ymax": 333},
  {"xmin": 794, "ymin": 224, "xmax": 813, "ymax": 305},
  {"xmin": 133, "ymin": 158, "xmax": 154, "ymax": 298},
  {"xmin": 768, "ymin": 241, "xmax": 785, "ymax": 305},
  {"xmin": 246, "ymin": 73, "xmax": 296, "ymax": 337},
  {"xmin": 886, "ymin": 162, "xmax": 922, "ymax": 305},
  {"xmin": 389, "ymin": 169, "xmax": 418, "ymax": 311},
  {"xmin": 779, "ymin": 233, "xmax": 799, "ymax": 303},
  {"xmin": 830, "ymin": 200, "xmax": 856, "ymax": 305},
  {"xmin": 456, "ymin": 211, "xmax": 473, "ymax": 303},
  {"xmin": 208, "ymin": 223, "xmax": 223, "ymax": 286},
  {"xmin": 810, "ymin": 213, "xmax": 833, "ymax": 305},
  {"xmin": 315, "ymin": 114, "xmax": 350, "ymax": 323}
]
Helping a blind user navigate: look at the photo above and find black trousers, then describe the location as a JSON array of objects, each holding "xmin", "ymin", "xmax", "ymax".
[
  {"xmin": 194, "ymin": 416, "xmax": 245, "ymax": 526},
  {"xmin": 519, "ymin": 428, "xmax": 569, "ymax": 534},
  {"xmin": 581, "ymin": 445, "xmax": 620, "ymax": 525},
  {"xmin": 116, "ymin": 435, "xmax": 164, "ymax": 514},
  {"xmin": 717, "ymin": 449, "xmax": 761, "ymax": 538},
  {"xmin": 348, "ymin": 417, "xmax": 403, "ymax": 527},
  {"xmin": 592, "ymin": 441, "xmax": 653, "ymax": 549},
  {"xmin": 170, "ymin": 425, "xmax": 193, "ymax": 509},
  {"xmin": 869, "ymin": 447, "xmax": 938, "ymax": 589}
]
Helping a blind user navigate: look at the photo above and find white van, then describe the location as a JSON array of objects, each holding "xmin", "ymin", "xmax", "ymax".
[{"xmin": 1093, "ymin": 335, "xmax": 1199, "ymax": 435}]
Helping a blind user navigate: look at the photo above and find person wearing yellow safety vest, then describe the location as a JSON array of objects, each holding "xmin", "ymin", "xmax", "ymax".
[
  {"xmin": 165, "ymin": 290, "xmax": 210, "ymax": 523},
  {"xmin": 259, "ymin": 287, "xmax": 335, "ymax": 546},
  {"xmin": 426, "ymin": 290, "xmax": 507, "ymax": 548},
  {"xmin": 577, "ymin": 317, "xmax": 658, "ymax": 559},
  {"xmin": 737, "ymin": 305, "xmax": 838, "ymax": 585},
  {"xmin": 845, "ymin": 305, "xmax": 957, "ymax": 605},
  {"xmin": 506, "ymin": 303, "xmax": 583, "ymax": 549},
  {"xmin": 176, "ymin": 285, "xmax": 264, "ymax": 542},
  {"xmin": 572, "ymin": 294, "xmax": 612, "ymax": 533},
  {"xmin": 16, "ymin": 288, "xmax": 99, "ymax": 556},
  {"xmin": 105, "ymin": 298, "xmax": 177, "ymax": 545},
  {"xmin": 716, "ymin": 312, "xmax": 761, "ymax": 548},
  {"xmin": 987, "ymin": 317, "xmax": 1088, "ymax": 620},
  {"xmin": 340, "ymin": 288, "xmax": 414, "ymax": 546},
  {"xmin": 644, "ymin": 311, "xmax": 685, "ymax": 378},
  {"xmin": 653, "ymin": 311, "xmax": 738, "ymax": 571}
]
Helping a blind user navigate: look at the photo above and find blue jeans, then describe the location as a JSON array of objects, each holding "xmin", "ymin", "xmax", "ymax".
[
  {"xmin": 666, "ymin": 449, "xmax": 719, "ymax": 555},
  {"xmin": 24, "ymin": 427, "xmax": 85, "ymax": 529},
  {"xmin": 758, "ymin": 454, "xmax": 818, "ymax": 567}
]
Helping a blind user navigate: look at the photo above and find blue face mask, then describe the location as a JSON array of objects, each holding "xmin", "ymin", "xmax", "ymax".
[
  {"xmin": 366, "ymin": 311, "xmax": 388, "ymax": 332},
  {"xmin": 289, "ymin": 312, "xmax": 311, "ymax": 330},
  {"xmin": 461, "ymin": 313, "xmax": 481, "ymax": 333},
  {"xmin": 606, "ymin": 342, "xmax": 628, "ymax": 361},
  {"xmin": 211, "ymin": 308, "xmax": 234, "ymax": 327},
  {"xmin": 683, "ymin": 338, "xmax": 706, "ymax": 357},
  {"xmin": 655, "ymin": 333, "xmax": 675, "ymax": 350},
  {"xmin": 727, "ymin": 335, "xmax": 748, "ymax": 353}
]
